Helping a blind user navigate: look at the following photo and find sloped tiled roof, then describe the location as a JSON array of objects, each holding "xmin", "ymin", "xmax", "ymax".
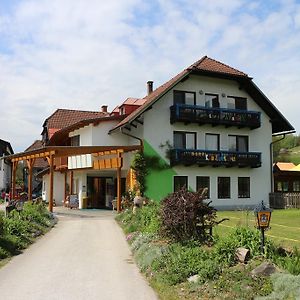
[
  {"xmin": 275, "ymin": 162, "xmax": 296, "ymax": 171},
  {"xmin": 111, "ymin": 69, "xmax": 188, "ymax": 131},
  {"xmin": 25, "ymin": 140, "xmax": 48, "ymax": 169},
  {"xmin": 110, "ymin": 55, "xmax": 294, "ymax": 134},
  {"xmin": 45, "ymin": 109, "xmax": 109, "ymax": 130},
  {"xmin": 188, "ymin": 56, "xmax": 249, "ymax": 77}
]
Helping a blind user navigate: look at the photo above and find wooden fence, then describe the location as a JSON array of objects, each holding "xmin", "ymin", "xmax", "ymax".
[{"xmin": 269, "ymin": 192, "xmax": 300, "ymax": 209}]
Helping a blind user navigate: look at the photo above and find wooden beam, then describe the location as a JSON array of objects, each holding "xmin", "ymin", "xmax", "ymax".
[
  {"xmin": 26, "ymin": 158, "xmax": 35, "ymax": 201},
  {"xmin": 11, "ymin": 161, "xmax": 17, "ymax": 200},
  {"xmin": 49, "ymin": 155, "xmax": 54, "ymax": 213},
  {"xmin": 70, "ymin": 171, "xmax": 73, "ymax": 195},
  {"xmin": 117, "ymin": 152, "xmax": 122, "ymax": 213},
  {"xmin": 64, "ymin": 172, "xmax": 67, "ymax": 206}
]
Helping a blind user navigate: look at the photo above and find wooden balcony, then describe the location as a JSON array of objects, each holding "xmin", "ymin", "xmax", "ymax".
[
  {"xmin": 170, "ymin": 104, "xmax": 261, "ymax": 129},
  {"xmin": 170, "ymin": 149, "xmax": 261, "ymax": 168}
]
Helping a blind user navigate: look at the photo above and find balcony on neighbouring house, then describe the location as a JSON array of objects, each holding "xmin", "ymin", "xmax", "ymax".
[
  {"xmin": 170, "ymin": 104, "xmax": 261, "ymax": 129},
  {"xmin": 170, "ymin": 149, "xmax": 261, "ymax": 168}
]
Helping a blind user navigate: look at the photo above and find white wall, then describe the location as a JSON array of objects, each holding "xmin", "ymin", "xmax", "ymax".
[
  {"xmin": 42, "ymin": 172, "xmax": 65, "ymax": 206},
  {"xmin": 0, "ymin": 158, "xmax": 11, "ymax": 191},
  {"xmin": 140, "ymin": 74, "xmax": 272, "ymax": 208}
]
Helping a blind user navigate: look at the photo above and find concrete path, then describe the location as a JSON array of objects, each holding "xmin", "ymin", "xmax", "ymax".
[{"xmin": 0, "ymin": 208, "xmax": 158, "ymax": 300}]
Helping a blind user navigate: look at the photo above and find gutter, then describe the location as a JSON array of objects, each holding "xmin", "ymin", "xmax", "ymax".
[
  {"xmin": 270, "ymin": 129, "xmax": 296, "ymax": 192},
  {"xmin": 120, "ymin": 128, "xmax": 144, "ymax": 150}
]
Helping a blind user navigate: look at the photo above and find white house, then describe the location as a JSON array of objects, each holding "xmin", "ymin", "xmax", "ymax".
[
  {"xmin": 7, "ymin": 56, "xmax": 294, "ymax": 210},
  {"xmin": 0, "ymin": 139, "xmax": 14, "ymax": 192}
]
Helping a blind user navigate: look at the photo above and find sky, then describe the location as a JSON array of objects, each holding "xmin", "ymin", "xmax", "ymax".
[{"xmin": 0, "ymin": 0, "xmax": 299, "ymax": 152}]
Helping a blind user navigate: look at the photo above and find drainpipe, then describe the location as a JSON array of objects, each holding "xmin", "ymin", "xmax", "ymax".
[
  {"xmin": 120, "ymin": 127, "xmax": 144, "ymax": 150},
  {"xmin": 270, "ymin": 130, "xmax": 296, "ymax": 192}
]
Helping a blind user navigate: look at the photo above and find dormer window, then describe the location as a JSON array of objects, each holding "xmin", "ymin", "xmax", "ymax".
[
  {"xmin": 120, "ymin": 107, "xmax": 126, "ymax": 115},
  {"xmin": 174, "ymin": 91, "xmax": 196, "ymax": 105},
  {"xmin": 70, "ymin": 135, "xmax": 80, "ymax": 146}
]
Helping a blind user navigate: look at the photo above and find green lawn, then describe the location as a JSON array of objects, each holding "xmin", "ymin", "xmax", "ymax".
[{"xmin": 215, "ymin": 209, "xmax": 300, "ymax": 249}]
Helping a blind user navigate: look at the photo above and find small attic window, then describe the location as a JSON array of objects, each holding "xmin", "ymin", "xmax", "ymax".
[
  {"xmin": 70, "ymin": 135, "xmax": 80, "ymax": 146},
  {"xmin": 120, "ymin": 107, "xmax": 126, "ymax": 115}
]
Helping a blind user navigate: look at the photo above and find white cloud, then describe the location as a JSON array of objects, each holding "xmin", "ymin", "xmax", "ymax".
[{"xmin": 0, "ymin": 0, "xmax": 299, "ymax": 152}]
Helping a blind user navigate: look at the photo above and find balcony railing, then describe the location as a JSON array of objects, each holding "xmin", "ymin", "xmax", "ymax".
[
  {"xmin": 170, "ymin": 149, "xmax": 261, "ymax": 168},
  {"xmin": 170, "ymin": 104, "xmax": 261, "ymax": 129}
]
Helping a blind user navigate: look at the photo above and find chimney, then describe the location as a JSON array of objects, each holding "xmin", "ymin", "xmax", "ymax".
[
  {"xmin": 101, "ymin": 105, "xmax": 108, "ymax": 113},
  {"xmin": 147, "ymin": 81, "xmax": 153, "ymax": 95}
]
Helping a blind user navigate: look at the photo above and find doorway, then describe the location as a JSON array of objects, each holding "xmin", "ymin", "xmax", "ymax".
[{"xmin": 87, "ymin": 177, "xmax": 114, "ymax": 209}]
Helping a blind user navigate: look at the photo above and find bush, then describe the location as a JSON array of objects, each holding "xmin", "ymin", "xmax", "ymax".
[
  {"xmin": 272, "ymin": 247, "xmax": 300, "ymax": 275},
  {"xmin": 155, "ymin": 243, "xmax": 213, "ymax": 285},
  {"xmin": 21, "ymin": 202, "xmax": 52, "ymax": 226},
  {"xmin": 256, "ymin": 273, "xmax": 300, "ymax": 300},
  {"xmin": 160, "ymin": 187, "xmax": 216, "ymax": 242},
  {"xmin": 213, "ymin": 227, "xmax": 275, "ymax": 266}
]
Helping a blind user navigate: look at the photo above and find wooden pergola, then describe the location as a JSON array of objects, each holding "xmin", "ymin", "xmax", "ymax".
[{"xmin": 7, "ymin": 145, "xmax": 141, "ymax": 213}]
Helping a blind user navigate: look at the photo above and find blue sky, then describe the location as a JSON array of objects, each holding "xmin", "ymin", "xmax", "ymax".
[{"xmin": 0, "ymin": 0, "xmax": 299, "ymax": 151}]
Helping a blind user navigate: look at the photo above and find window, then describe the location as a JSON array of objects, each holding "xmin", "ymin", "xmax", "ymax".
[
  {"xmin": 228, "ymin": 135, "xmax": 248, "ymax": 152},
  {"xmin": 293, "ymin": 181, "xmax": 300, "ymax": 192},
  {"xmin": 218, "ymin": 177, "xmax": 230, "ymax": 198},
  {"xmin": 238, "ymin": 177, "xmax": 250, "ymax": 198},
  {"xmin": 174, "ymin": 176, "xmax": 188, "ymax": 192},
  {"xmin": 205, "ymin": 93, "xmax": 219, "ymax": 108},
  {"xmin": 205, "ymin": 134, "xmax": 219, "ymax": 151},
  {"xmin": 174, "ymin": 91, "xmax": 196, "ymax": 105},
  {"xmin": 196, "ymin": 176, "xmax": 210, "ymax": 198},
  {"xmin": 227, "ymin": 96, "xmax": 247, "ymax": 110},
  {"xmin": 70, "ymin": 135, "xmax": 80, "ymax": 146},
  {"xmin": 174, "ymin": 132, "xmax": 196, "ymax": 149}
]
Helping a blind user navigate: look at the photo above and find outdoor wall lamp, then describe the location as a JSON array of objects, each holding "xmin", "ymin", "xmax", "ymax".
[{"xmin": 254, "ymin": 200, "xmax": 272, "ymax": 254}]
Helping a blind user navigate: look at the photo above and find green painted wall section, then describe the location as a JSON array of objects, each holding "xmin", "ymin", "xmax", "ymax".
[{"xmin": 143, "ymin": 140, "xmax": 177, "ymax": 201}]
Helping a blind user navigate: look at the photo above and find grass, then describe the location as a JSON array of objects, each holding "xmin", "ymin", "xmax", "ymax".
[{"xmin": 215, "ymin": 209, "xmax": 300, "ymax": 249}]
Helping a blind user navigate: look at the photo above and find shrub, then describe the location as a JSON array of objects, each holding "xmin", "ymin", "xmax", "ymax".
[
  {"xmin": 21, "ymin": 202, "xmax": 52, "ymax": 226},
  {"xmin": 160, "ymin": 187, "xmax": 216, "ymax": 242},
  {"xmin": 138, "ymin": 202, "xmax": 161, "ymax": 234},
  {"xmin": 256, "ymin": 273, "xmax": 300, "ymax": 300},
  {"xmin": 272, "ymin": 247, "xmax": 300, "ymax": 275},
  {"xmin": 156, "ymin": 243, "xmax": 212, "ymax": 285},
  {"xmin": 213, "ymin": 227, "xmax": 275, "ymax": 266}
]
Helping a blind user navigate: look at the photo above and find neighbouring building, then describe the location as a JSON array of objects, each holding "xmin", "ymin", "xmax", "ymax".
[
  {"xmin": 7, "ymin": 56, "xmax": 294, "ymax": 210},
  {"xmin": 0, "ymin": 139, "xmax": 14, "ymax": 192}
]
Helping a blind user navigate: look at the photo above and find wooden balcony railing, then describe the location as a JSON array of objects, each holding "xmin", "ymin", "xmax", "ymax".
[
  {"xmin": 170, "ymin": 149, "xmax": 261, "ymax": 168},
  {"xmin": 170, "ymin": 104, "xmax": 261, "ymax": 129}
]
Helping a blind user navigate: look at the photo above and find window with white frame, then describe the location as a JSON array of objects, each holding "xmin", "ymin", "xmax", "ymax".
[
  {"xmin": 228, "ymin": 135, "xmax": 248, "ymax": 152},
  {"xmin": 205, "ymin": 93, "xmax": 219, "ymax": 108},
  {"xmin": 174, "ymin": 131, "xmax": 196, "ymax": 149},
  {"xmin": 174, "ymin": 91, "xmax": 196, "ymax": 105}
]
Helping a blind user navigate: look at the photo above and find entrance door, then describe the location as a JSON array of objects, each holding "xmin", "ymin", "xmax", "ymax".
[{"xmin": 87, "ymin": 177, "xmax": 114, "ymax": 209}]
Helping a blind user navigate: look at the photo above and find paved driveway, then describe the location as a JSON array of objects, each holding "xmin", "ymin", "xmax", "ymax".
[{"xmin": 0, "ymin": 207, "xmax": 158, "ymax": 300}]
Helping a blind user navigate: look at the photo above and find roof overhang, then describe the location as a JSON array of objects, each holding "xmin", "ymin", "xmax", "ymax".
[{"xmin": 6, "ymin": 145, "xmax": 142, "ymax": 162}]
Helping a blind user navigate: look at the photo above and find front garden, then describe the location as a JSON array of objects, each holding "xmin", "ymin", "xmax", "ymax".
[
  {"xmin": 116, "ymin": 189, "xmax": 300, "ymax": 300},
  {"xmin": 0, "ymin": 202, "xmax": 56, "ymax": 267}
]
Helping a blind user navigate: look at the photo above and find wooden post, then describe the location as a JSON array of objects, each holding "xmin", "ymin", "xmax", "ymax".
[
  {"xmin": 26, "ymin": 158, "xmax": 35, "ymax": 201},
  {"xmin": 49, "ymin": 155, "xmax": 54, "ymax": 213},
  {"xmin": 11, "ymin": 161, "xmax": 17, "ymax": 200},
  {"xmin": 64, "ymin": 171, "xmax": 68, "ymax": 205},
  {"xmin": 70, "ymin": 171, "xmax": 73, "ymax": 195},
  {"xmin": 117, "ymin": 152, "xmax": 123, "ymax": 213}
]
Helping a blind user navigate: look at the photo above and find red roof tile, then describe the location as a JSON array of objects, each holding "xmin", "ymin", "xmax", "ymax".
[
  {"xmin": 188, "ymin": 56, "xmax": 248, "ymax": 77},
  {"xmin": 24, "ymin": 140, "xmax": 48, "ymax": 169},
  {"xmin": 45, "ymin": 109, "xmax": 109, "ymax": 131},
  {"xmin": 110, "ymin": 56, "xmax": 260, "ymax": 133}
]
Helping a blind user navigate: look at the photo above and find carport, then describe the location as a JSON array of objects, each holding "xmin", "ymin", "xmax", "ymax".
[{"xmin": 7, "ymin": 145, "xmax": 141, "ymax": 212}]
